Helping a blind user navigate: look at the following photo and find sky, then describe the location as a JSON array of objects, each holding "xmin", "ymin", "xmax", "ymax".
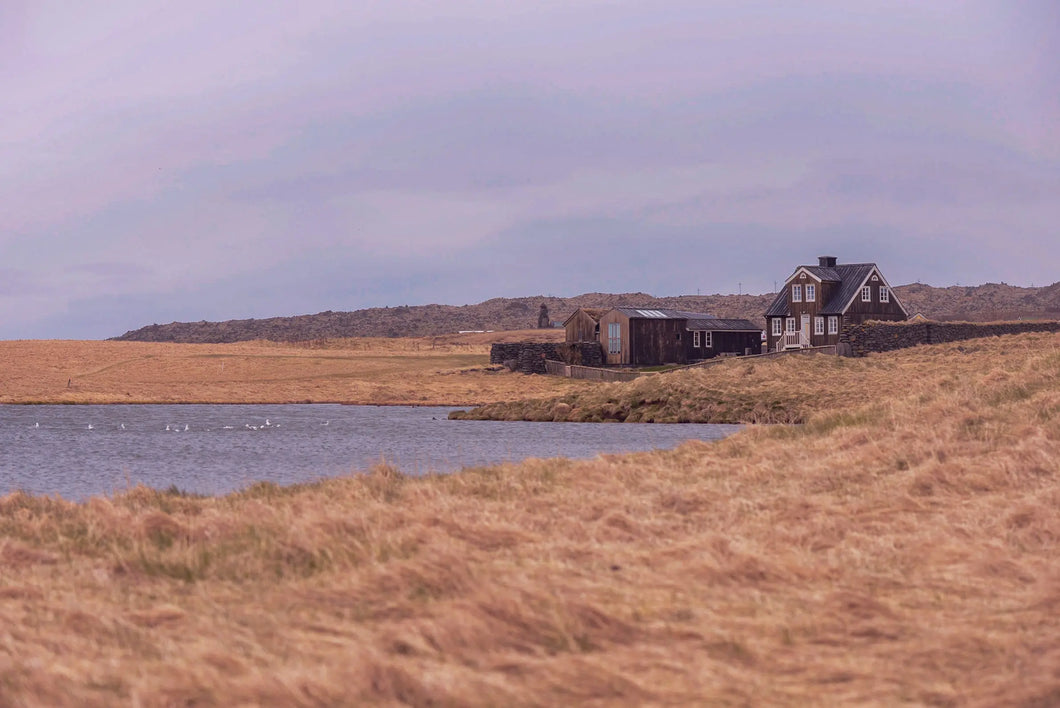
[{"xmin": 1, "ymin": 1, "xmax": 1058, "ymax": 339}]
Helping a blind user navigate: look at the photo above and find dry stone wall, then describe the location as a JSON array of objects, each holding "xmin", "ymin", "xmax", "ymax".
[
  {"xmin": 490, "ymin": 342, "xmax": 605, "ymax": 373},
  {"xmin": 841, "ymin": 320, "xmax": 1060, "ymax": 357}
]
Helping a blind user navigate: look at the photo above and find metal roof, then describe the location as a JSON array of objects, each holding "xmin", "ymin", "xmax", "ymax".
[
  {"xmin": 613, "ymin": 307, "xmax": 715, "ymax": 320},
  {"xmin": 686, "ymin": 318, "xmax": 762, "ymax": 332},
  {"xmin": 819, "ymin": 264, "xmax": 878, "ymax": 314}
]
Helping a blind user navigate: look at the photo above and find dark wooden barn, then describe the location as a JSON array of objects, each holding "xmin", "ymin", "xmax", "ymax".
[{"xmin": 598, "ymin": 308, "xmax": 762, "ymax": 366}]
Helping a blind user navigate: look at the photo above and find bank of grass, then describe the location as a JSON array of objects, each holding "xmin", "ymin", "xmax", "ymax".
[
  {"xmin": 2, "ymin": 331, "xmax": 1060, "ymax": 705},
  {"xmin": 451, "ymin": 351, "xmax": 864, "ymax": 423},
  {"xmin": 0, "ymin": 333, "xmax": 584, "ymax": 405}
]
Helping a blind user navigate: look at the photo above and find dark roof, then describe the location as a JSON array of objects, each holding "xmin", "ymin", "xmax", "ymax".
[
  {"xmin": 764, "ymin": 290, "xmax": 789, "ymax": 317},
  {"xmin": 819, "ymin": 264, "xmax": 876, "ymax": 315},
  {"xmin": 800, "ymin": 266, "xmax": 842, "ymax": 281},
  {"xmin": 612, "ymin": 307, "xmax": 715, "ymax": 320},
  {"xmin": 764, "ymin": 263, "xmax": 878, "ymax": 317},
  {"xmin": 686, "ymin": 318, "xmax": 762, "ymax": 332}
]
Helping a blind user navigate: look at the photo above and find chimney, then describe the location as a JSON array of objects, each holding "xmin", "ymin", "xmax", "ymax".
[{"xmin": 818, "ymin": 255, "xmax": 837, "ymax": 268}]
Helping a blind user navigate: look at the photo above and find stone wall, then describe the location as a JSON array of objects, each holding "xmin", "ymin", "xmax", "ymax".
[
  {"xmin": 841, "ymin": 320, "xmax": 1060, "ymax": 357},
  {"xmin": 490, "ymin": 342, "xmax": 605, "ymax": 373}
]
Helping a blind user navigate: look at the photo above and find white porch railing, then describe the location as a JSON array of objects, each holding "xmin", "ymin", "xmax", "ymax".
[{"xmin": 775, "ymin": 331, "xmax": 808, "ymax": 351}]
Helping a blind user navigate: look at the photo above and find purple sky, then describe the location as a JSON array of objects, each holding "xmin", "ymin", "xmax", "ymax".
[{"xmin": 2, "ymin": 1, "xmax": 1058, "ymax": 339}]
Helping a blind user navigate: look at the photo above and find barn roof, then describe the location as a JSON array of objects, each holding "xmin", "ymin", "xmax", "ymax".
[
  {"xmin": 765, "ymin": 263, "xmax": 880, "ymax": 317},
  {"xmin": 686, "ymin": 318, "xmax": 762, "ymax": 332},
  {"xmin": 612, "ymin": 307, "xmax": 715, "ymax": 320}
]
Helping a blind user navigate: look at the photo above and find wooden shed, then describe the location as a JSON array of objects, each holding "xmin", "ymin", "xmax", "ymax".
[
  {"xmin": 599, "ymin": 308, "xmax": 762, "ymax": 366},
  {"xmin": 563, "ymin": 307, "xmax": 607, "ymax": 343}
]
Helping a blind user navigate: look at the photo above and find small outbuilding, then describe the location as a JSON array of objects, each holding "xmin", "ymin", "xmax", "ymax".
[
  {"xmin": 598, "ymin": 307, "xmax": 762, "ymax": 366},
  {"xmin": 563, "ymin": 307, "xmax": 607, "ymax": 343}
]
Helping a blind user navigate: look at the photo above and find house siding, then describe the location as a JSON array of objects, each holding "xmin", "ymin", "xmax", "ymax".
[
  {"xmin": 843, "ymin": 271, "xmax": 908, "ymax": 322},
  {"xmin": 599, "ymin": 310, "xmax": 631, "ymax": 366},
  {"xmin": 687, "ymin": 330, "xmax": 762, "ymax": 359},
  {"xmin": 631, "ymin": 319, "xmax": 688, "ymax": 366},
  {"xmin": 564, "ymin": 309, "xmax": 601, "ymax": 343}
]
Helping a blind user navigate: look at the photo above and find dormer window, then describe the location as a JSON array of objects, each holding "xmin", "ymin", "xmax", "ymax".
[
  {"xmin": 792, "ymin": 284, "xmax": 802, "ymax": 302},
  {"xmin": 805, "ymin": 284, "xmax": 815, "ymax": 302}
]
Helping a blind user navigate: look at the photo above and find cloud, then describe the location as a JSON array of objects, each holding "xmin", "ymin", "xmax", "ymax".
[{"xmin": 0, "ymin": 1, "xmax": 1057, "ymax": 338}]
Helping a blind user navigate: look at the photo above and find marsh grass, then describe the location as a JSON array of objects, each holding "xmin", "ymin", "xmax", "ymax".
[
  {"xmin": 0, "ymin": 335, "xmax": 588, "ymax": 405},
  {"xmin": 2, "ymin": 332, "xmax": 1060, "ymax": 704}
]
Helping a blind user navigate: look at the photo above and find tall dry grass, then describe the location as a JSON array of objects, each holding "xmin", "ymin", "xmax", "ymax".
[
  {"xmin": 0, "ymin": 335, "xmax": 585, "ymax": 405},
  {"xmin": 2, "ymin": 332, "xmax": 1060, "ymax": 705}
]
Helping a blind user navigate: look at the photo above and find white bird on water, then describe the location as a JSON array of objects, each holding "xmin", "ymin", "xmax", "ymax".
[
  {"xmin": 321, "ymin": 420, "xmax": 330, "ymax": 426},
  {"xmin": 87, "ymin": 424, "xmax": 94, "ymax": 430},
  {"xmin": 165, "ymin": 424, "xmax": 172, "ymax": 431},
  {"xmin": 34, "ymin": 422, "xmax": 39, "ymax": 429},
  {"xmin": 120, "ymin": 423, "xmax": 126, "ymax": 430},
  {"xmin": 184, "ymin": 424, "xmax": 189, "ymax": 432}
]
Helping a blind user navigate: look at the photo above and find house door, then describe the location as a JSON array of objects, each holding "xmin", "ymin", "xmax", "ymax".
[{"xmin": 801, "ymin": 314, "xmax": 810, "ymax": 346}]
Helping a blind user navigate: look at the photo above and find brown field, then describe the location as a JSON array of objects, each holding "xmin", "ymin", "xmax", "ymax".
[
  {"xmin": 2, "ymin": 331, "xmax": 1060, "ymax": 705},
  {"xmin": 0, "ymin": 330, "xmax": 576, "ymax": 406}
]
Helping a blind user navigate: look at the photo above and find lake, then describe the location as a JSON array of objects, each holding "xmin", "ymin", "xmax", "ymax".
[{"xmin": 0, "ymin": 404, "xmax": 742, "ymax": 501}]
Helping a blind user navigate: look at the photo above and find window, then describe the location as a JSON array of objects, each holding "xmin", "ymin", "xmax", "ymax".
[
  {"xmin": 806, "ymin": 284, "xmax": 816, "ymax": 302},
  {"xmin": 861, "ymin": 286, "xmax": 871, "ymax": 302},
  {"xmin": 792, "ymin": 284, "xmax": 802, "ymax": 302},
  {"xmin": 772, "ymin": 318, "xmax": 782, "ymax": 336},
  {"xmin": 828, "ymin": 316, "xmax": 838, "ymax": 335},
  {"xmin": 880, "ymin": 286, "xmax": 890, "ymax": 303},
  {"xmin": 814, "ymin": 316, "xmax": 824, "ymax": 335},
  {"xmin": 786, "ymin": 318, "xmax": 796, "ymax": 333},
  {"xmin": 607, "ymin": 322, "xmax": 621, "ymax": 354},
  {"xmin": 703, "ymin": 331, "xmax": 712, "ymax": 348},
  {"xmin": 693, "ymin": 330, "xmax": 701, "ymax": 348}
]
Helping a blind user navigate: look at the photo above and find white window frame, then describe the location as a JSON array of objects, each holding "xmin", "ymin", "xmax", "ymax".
[
  {"xmin": 693, "ymin": 330, "xmax": 701, "ymax": 348},
  {"xmin": 879, "ymin": 286, "xmax": 890, "ymax": 303},
  {"xmin": 792, "ymin": 284, "xmax": 802, "ymax": 302},
  {"xmin": 805, "ymin": 284, "xmax": 815, "ymax": 302},
  {"xmin": 861, "ymin": 286, "xmax": 871, "ymax": 302},
  {"xmin": 772, "ymin": 318, "xmax": 782, "ymax": 336},
  {"xmin": 827, "ymin": 316, "xmax": 839, "ymax": 335},
  {"xmin": 786, "ymin": 318, "xmax": 796, "ymax": 333},
  {"xmin": 607, "ymin": 322, "xmax": 621, "ymax": 354},
  {"xmin": 814, "ymin": 316, "xmax": 824, "ymax": 335},
  {"xmin": 703, "ymin": 330, "xmax": 712, "ymax": 348}
]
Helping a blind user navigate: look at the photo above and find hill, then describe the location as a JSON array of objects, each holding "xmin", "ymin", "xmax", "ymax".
[{"xmin": 110, "ymin": 282, "xmax": 1060, "ymax": 343}]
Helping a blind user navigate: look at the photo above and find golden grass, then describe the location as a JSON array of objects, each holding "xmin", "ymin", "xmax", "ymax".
[
  {"xmin": 453, "ymin": 351, "xmax": 864, "ymax": 423},
  {"xmin": 0, "ymin": 332, "xmax": 582, "ymax": 405},
  {"xmin": 2, "ymin": 332, "xmax": 1060, "ymax": 705}
]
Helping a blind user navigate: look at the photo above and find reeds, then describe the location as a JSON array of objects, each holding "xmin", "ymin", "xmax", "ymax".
[{"xmin": 1, "ymin": 332, "xmax": 1059, "ymax": 705}]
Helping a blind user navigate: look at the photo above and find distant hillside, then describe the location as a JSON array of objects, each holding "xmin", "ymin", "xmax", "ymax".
[{"xmin": 110, "ymin": 282, "xmax": 1060, "ymax": 343}]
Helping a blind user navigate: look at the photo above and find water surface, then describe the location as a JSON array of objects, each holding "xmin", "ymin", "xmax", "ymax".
[{"xmin": 0, "ymin": 404, "xmax": 741, "ymax": 500}]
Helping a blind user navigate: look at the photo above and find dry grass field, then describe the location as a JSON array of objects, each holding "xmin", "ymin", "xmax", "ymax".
[
  {"xmin": 0, "ymin": 330, "xmax": 577, "ymax": 406},
  {"xmin": 2, "ymin": 331, "xmax": 1060, "ymax": 705}
]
